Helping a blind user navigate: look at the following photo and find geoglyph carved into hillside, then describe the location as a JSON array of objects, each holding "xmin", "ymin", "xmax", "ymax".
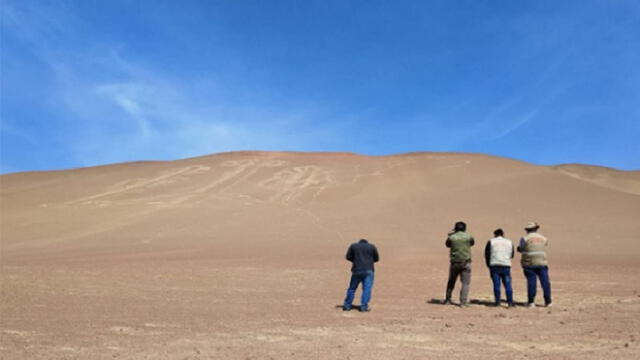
[{"xmin": 64, "ymin": 159, "xmax": 336, "ymax": 208}]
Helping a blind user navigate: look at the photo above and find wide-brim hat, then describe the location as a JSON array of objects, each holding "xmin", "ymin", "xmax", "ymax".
[{"xmin": 524, "ymin": 221, "xmax": 539, "ymax": 230}]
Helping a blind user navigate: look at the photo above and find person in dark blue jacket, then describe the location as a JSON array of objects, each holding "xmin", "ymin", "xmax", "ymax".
[{"xmin": 342, "ymin": 238, "xmax": 379, "ymax": 312}]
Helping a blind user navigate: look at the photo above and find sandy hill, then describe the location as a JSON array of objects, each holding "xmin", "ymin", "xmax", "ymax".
[
  {"xmin": 2, "ymin": 151, "xmax": 640, "ymax": 359},
  {"xmin": 2, "ymin": 151, "xmax": 638, "ymax": 262}
]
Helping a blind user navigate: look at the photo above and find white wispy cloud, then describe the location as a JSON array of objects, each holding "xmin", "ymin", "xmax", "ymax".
[
  {"xmin": 1, "ymin": 1, "xmax": 352, "ymax": 168},
  {"xmin": 96, "ymin": 83, "xmax": 154, "ymax": 140},
  {"xmin": 0, "ymin": 121, "xmax": 37, "ymax": 145},
  {"xmin": 63, "ymin": 55, "xmax": 349, "ymax": 166},
  {"xmin": 489, "ymin": 109, "xmax": 539, "ymax": 141}
]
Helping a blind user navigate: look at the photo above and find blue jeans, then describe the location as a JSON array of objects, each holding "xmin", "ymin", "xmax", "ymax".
[
  {"xmin": 489, "ymin": 266, "xmax": 513, "ymax": 305},
  {"xmin": 343, "ymin": 270, "xmax": 374, "ymax": 310},
  {"xmin": 523, "ymin": 266, "xmax": 552, "ymax": 305}
]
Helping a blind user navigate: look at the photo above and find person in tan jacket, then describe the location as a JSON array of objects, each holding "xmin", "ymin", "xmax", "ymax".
[{"xmin": 517, "ymin": 222, "xmax": 552, "ymax": 308}]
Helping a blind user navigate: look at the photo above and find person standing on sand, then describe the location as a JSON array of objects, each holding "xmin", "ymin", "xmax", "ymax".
[
  {"xmin": 444, "ymin": 221, "xmax": 475, "ymax": 307},
  {"xmin": 517, "ymin": 222, "xmax": 552, "ymax": 308},
  {"xmin": 342, "ymin": 238, "xmax": 379, "ymax": 312},
  {"xmin": 484, "ymin": 228, "xmax": 515, "ymax": 307}
]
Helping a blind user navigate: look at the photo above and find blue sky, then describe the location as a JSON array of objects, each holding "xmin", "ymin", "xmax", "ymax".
[{"xmin": 1, "ymin": 0, "xmax": 639, "ymax": 173}]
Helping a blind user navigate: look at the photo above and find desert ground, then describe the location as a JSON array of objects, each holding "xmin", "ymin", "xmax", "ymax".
[{"xmin": 1, "ymin": 151, "xmax": 639, "ymax": 359}]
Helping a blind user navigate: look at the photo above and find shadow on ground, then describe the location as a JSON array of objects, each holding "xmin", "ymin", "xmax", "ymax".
[
  {"xmin": 427, "ymin": 298, "xmax": 527, "ymax": 307},
  {"xmin": 334, "ymin": 305, "xmax": 368, "ymax": 311}
]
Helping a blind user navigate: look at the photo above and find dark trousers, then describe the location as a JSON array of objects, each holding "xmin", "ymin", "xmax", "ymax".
[
  {"xmin": 489, "ymin": 266, "xmax": 513, "ymax": 305},
  {"xmin": 446, "ymin": 261, "xmax": 471, "ymax": 303},
  {"xmin": 523, "ymin": 266, "xmax": 552, "ymax": 305}
]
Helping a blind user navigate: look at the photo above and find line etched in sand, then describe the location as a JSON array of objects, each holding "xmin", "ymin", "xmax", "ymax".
[
  {"xmin": 64, "ymin": 165, "xmax": 211, "ymax": 205},
  {"xmin": 260, "ymin": 165, "xmax": 334, "ymax": 204}
]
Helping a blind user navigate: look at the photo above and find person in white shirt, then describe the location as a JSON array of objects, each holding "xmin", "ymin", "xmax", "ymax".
[{"xmin": 484, "ymin": 228, "xmax": 515, "ymax": 307}]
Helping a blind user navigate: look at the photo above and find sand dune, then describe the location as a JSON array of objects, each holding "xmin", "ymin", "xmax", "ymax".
[
  {"xmin": 1, "ymin": 151, "xmax": 639, "ymax": 359},
  {"xmin": 555, "ymin": 163, "xmax": 640, "ymax": 196}
]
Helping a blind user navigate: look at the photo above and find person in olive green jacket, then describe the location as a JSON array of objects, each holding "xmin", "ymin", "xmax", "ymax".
[{"xmin": 444, "ymin": 221, "xmax": 475, "ymax": 306}]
